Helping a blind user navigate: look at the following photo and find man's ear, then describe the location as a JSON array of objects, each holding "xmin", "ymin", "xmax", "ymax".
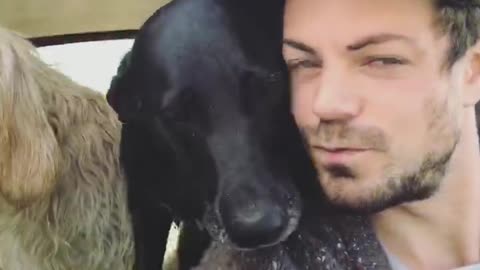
[{"xmin": 463, "ymin": 40, "xmax": 480, "ymax": 107}]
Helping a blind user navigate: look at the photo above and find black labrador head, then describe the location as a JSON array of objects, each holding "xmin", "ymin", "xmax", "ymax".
[{"xmin": 108, "ymin": 0, "xmax": 319, "ymax": 250}]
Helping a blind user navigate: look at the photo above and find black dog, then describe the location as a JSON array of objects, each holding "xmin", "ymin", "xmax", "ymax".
[
  {"xmin": 107, "ymin": 0, "xmax": 315, "ymax": 269},
  {"xmin": 107, "ymin": 0, "xmax": 392, "ymax": 269}
]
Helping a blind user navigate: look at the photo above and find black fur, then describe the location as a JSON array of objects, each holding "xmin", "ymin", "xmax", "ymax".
[
  {"xmin": 108, "ymin": 0, "xmax": 312, "ymax": 269},
  {"xmin": 193, "ymin": 215, "xmax": 392, "ymax": 270},
  {"xmin": 107, "ymin": 0, "xmax": 392, "ymax": 269}
]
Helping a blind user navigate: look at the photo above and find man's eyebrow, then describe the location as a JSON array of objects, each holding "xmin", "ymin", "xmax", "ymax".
[
  {"xmin": 347, "ymin": 33, "xmax": 416, "ymax": 51},
  {"xmin": 283, "ymin": 39, "xmax": 317, "ymax": 55},
  {"xmin": 282, "ymin": 34, "xmax": 416, "ymax": 55}
]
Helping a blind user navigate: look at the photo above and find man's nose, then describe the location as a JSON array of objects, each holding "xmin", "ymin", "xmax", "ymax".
[{"xmin": 312, "ymin": 70, "xmax": 362, "ymax": 122}]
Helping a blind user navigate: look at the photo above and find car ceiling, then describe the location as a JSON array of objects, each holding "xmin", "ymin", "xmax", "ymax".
[{"xmin": 0, "ymin": 0, "xmax": 171, "ymax": 46}]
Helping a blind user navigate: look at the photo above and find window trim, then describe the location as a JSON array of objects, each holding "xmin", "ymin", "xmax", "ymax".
[{"xmin": 30, "ymin": 30, "xmax": 137, "ymax": 47}]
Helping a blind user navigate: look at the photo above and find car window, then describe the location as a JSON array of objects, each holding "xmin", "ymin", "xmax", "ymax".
[{"xmin": 37, "ymin": 39, "xmax": 134, "ymax": 94}]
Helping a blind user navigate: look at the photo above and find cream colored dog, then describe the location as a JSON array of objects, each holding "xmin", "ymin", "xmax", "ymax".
[{"xmin": 0, "ymin": 26, "xmax": 134, "ymax": 270}]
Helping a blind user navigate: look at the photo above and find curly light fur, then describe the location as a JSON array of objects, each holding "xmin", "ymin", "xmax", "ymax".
[{"xmin": 0, "ymin": 26, "xmax": 135, "ymax": 270}]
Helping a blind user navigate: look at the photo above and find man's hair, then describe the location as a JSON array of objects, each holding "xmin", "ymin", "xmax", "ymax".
[{"xmin": 435, "ymin": 0, "xmax": 480, "ymax": 68}]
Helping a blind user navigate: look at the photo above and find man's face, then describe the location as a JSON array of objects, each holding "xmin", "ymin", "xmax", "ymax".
[{"xmin": 283, "ymin": 0, "xmax": 465, "ymax": 213}]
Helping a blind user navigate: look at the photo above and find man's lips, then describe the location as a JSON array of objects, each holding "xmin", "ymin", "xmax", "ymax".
[
  {"xmin": 312, "ymin": 145, "xmax": 369, "ymax": 164},
  {"xmin": 316, "ymin": 145, "xmax": 368, "ymax": 152}
]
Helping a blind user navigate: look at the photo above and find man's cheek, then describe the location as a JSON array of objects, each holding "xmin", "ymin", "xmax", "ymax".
[{"xmin": 291, "ymin": 92, "xmax": 315, "ymax": 126}]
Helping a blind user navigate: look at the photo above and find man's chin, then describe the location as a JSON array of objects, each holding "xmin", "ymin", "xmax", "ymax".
[
  {"xmin": 317, "ymin": 179, "xmax": 394, "ymax": 215},
  {"xmin": 325, "ymin": 199, "xmax": 401, "ymax": 216},
  {"xmin": 322, "ymin": 185, "xmax": 438, "ymax": 216},
  {"xmin": 322, "ymin": 196, "xmax": 396, "ymax": 216}
]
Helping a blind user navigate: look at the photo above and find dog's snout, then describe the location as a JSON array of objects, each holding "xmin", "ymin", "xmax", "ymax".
[{"xmin": 219, "ymin": 194, "xmax": 290, "ymax": 249}]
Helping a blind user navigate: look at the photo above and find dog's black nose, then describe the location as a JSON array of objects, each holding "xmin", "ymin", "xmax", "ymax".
[{"xmin": 219, "ymin": 197, "xmax": 289, "ymax": 249}]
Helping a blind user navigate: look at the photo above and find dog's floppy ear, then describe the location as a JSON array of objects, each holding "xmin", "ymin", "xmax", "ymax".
[
  {"xmin": 0, "ymin": 29, "xmax": 61, "ymax": 207},
  {"xmin": 107, "ymin": 50, "xmax": 142, "ymax": 123}
]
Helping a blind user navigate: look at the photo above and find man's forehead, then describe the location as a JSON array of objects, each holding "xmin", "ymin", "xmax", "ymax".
[
  {"xmin": 283, "ymin": 0, "xmax": 438, "ymax": 53},
  {"xmin": 284, "ymin": 0, "xmax": 435, "ymax": 13}
]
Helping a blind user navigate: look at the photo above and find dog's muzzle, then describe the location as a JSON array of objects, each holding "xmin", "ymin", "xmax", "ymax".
[{"xmin": 202, "ymin": 184, "xmax": 301, "ymax": 250}]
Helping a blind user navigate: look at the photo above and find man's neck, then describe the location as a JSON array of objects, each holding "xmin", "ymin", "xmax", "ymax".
[{"xmin": 372, "ymin": 111, "xmax": 480, "ymax": 270}]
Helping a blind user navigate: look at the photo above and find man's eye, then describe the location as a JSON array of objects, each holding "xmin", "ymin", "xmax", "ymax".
[
  {"xmin": 365, "ymin": 57, "xmax": 408, "ymax": 67},
  {"xmin": 286, "ymin": 59, "xmax": 320, "ymax": 71}
]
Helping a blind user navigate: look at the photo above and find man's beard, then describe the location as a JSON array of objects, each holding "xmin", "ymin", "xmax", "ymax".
[{"xmin": 323, "ymin": 139, "xmax": 458, "ymax": 215}]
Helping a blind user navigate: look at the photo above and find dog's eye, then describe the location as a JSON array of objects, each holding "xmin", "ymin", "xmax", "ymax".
[
  {"xmin": 240, "ymin": 69, "xmax": 277, "ymax": 94},
  {"xmin": 164, "ymin": 102, "xmax": 192, "ymax": 124},
  {"xmin": 161, "ymin": 89, "xmax": 203, "ymax": 128},
  {"xmin": 239, "ymin": 69, "xmax": 287, "ymax": 115},
  {"xmin": 266, "ymin": 71, "xmax": 282, "ymax": 84}
]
